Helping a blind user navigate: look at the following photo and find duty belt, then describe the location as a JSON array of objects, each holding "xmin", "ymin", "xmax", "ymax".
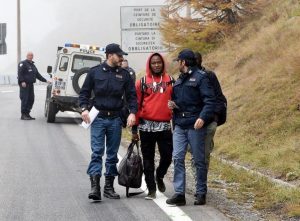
[
  {"xmin": 176, "ymin": 112, "xmax": 199, "ymax": 118},
  {"xmin": 98, "ymin": 110, "xmax": 120, "ymax": 118}
]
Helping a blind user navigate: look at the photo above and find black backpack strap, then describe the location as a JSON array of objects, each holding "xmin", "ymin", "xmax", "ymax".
[
  {"xmin": 139, "ymin": 76, "xmax": 146, "ymax": 109},
  {"xmin": 167, "ymin": 75, "xmax": 175, "ymax": 86},
  {"xmin": 140, "ymin": 76, "xmax": 146, "ymax": 92}
]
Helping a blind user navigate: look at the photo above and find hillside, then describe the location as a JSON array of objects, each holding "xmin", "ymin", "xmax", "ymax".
[
  {"xmin": 205, "ymin": 0, "xmax": 300, "ymax": 182},
  {"xmin": 133, "ymin": 1, "xmax": 300, "ymax": 218}
]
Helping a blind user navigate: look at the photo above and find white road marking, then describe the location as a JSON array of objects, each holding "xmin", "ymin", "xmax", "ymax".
[
  {"xmin": 117, "ymin": 153, "xmax": 192, "ymax": 221},
  {"xmin": 141, "ymin": 180, "xmax": 192, "ymax": 221},
  {"xmin": 73, "ymin": 122, "xmax": 192, "ymax": 220}
]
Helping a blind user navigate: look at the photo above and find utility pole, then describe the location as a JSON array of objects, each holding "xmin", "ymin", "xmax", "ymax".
[{"xmin": 17, "ymin": 0, "xmax": 21, "ymax": 63}]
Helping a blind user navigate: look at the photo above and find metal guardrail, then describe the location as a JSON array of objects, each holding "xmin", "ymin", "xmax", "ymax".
[
  {"xmin": 0, "ymin": 75, "xmax": 15, "ymax": 85},
  {"xmin": 0, "ymin": 74, "xmax": 48, "ymax": 85}
]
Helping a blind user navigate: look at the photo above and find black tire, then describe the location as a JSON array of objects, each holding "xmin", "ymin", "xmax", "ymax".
[
  {"xmin": 44, "ymin": 84, "xmax": 52, "ymax": 117},
  {"xmin": 46, "ymin": 101, "xmax": 57, "ymax": 123},
  {"xmin": 72, "ymin": 67, "xmax": 90, "ymax": 95},
  {"xmin": 44, "ymin": 100, "xmax": 49, "ymax": 118}
]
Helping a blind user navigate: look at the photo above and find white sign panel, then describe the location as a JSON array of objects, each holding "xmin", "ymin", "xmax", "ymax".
[
  {"xmin": 121, "ymin": 6, "xmax": 163, "ymax": 30},
  {"xmin": 122, "ymin": 29, "xmax": 167, "ymax": 53}
]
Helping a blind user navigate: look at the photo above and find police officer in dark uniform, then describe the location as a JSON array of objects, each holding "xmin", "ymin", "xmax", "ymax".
[
  {"xmin": 167, "ymin": 49, "xmax": 216, "ymax": 206},
  {"xmin": 18, "ymin": 52, "xmax": 50, "ymax": 120},
  {"xmin": 194, "ymin": 52, "xmax": 227, "ymax": 167},
  {"xmin": 120, "ymin": 59, "xmax": 136, "ymax": 119},
  {"xmin": 121, "ymin": 59, "xmax": 136, "ymax": 83},
  {"xmin": 79, "ymin": 43, "xmax": 137, "ymax": 201}
]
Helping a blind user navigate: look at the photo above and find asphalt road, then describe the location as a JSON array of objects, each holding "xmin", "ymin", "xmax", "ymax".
[{"xmin": 0, "ymin": 85, "xmax": 229, "ymax": 221}]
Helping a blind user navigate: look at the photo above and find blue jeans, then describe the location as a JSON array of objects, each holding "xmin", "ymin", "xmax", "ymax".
[
  {"xmin": 87, "ymin": 117, "xmax": 122, "ymax": 177},
  {"xmin": 172, "ymin": 125, "xmax": 207, "ymax": 195}
]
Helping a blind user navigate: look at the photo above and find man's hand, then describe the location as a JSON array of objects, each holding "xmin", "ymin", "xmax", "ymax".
[
  {"xmin": 194, "ymin": 118, "xmax": 204, "ymax": 130},
  {"xmin": 47, "ymin": 80, "xmax": 52, "ymax": 84},
  {"xmin": 21, "ymin": 82, "xmax": 26, "ymax": 88},
  {"xmin": 132, "ymin": 133, "xmax": 139, "ymax": 142},
  {"xmin": 127, "ymin": 113, "xmax": 136, "ymax": 127},
  {"xmin": 81, "ymin": 110, "xmax": 90, "ymax": 124},
  {"xmin": 168, "ymin": 100, "xmax": 179, "ymax": 110}
]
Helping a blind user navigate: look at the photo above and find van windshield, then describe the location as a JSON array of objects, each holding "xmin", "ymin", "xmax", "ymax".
[{"xmin": 72, "ymin": 55, "xmax": 102, "ymax": 72}]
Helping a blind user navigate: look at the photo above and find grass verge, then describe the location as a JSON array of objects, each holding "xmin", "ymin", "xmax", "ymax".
[
  {"xmin": 209, "ymin": 157, "xmax": 300, "ymax": 219},
  {"xmin": 205, "ymin": 0, "xmax": 300, "ymax": 180}
]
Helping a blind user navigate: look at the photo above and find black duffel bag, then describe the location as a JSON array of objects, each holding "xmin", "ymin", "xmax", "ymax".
[{"xmin": 118, "ymin": 141, "xmax": 143, "ymax": 197}]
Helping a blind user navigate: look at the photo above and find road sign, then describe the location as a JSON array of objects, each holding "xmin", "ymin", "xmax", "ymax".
[
  {"xmin": 120, "ymin": 6, "xmax": 168, "ymax": 53},
  {"xmin": 122, "ymin": 29, "xmax": 167, "ymax": 53},
  {"xmin": 0, "ymin": 23, "xmax": 7, "ymax": 55},
  {"xmin": 120, "ymin": 6, "xmax": 163, "ymax": 30}
]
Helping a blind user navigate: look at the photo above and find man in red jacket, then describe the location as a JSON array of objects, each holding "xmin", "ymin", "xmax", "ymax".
[{"xmin": 132, "ymin": 53, "xmax": 174, "ymax": 200}]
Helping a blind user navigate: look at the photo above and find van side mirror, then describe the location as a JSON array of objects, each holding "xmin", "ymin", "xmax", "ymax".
[{"xmin": 47, "ymin": 66, "xmax": 52, "ymax": 74}]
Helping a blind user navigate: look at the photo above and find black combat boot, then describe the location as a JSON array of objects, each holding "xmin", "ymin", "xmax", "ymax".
[
  {"xmin": 166, "ymin": 194, "xmax": 186, "ymax": 206},
  {"xmin": 194, "ymin": 194, "xmax": 206, "ymax": 205},
  {"xmin": 26, "ymin": 113, "xmax": 35, "ymax": 120},
  {"xmin": 103, "ymin": 176, "xmax": 120, "ymax": 199},
  {"xmin": 21, "ymin": 114, "xmax": 31, "ymax": 120},
  {"xmin": 88, "ymin": 176, "xmax": 101, "ymax": 201}
]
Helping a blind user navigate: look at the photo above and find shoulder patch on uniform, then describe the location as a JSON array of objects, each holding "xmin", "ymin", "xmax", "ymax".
[
  {"xmin": 19, "ymin": 63, "xmax": 23, "ymax": 67},
  {"xmin": 198, "ymin": 70, "xmax": 206, "ymax": 75}
]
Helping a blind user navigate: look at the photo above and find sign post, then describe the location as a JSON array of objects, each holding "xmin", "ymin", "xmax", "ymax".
[{"xmin": 0, "ymin": 23, "xmax": 7, "ymax": 55}]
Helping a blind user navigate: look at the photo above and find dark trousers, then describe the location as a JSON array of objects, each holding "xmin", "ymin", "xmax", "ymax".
[
  {"xmin": 19, "ymin": 83, "xmax": 34, "ymax": 114},
  {"xmin": 139, "ymin": 130, "xmax": 173, "ymax": 191}
]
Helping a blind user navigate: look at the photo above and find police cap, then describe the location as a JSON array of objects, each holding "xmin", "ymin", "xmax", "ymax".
[
  {"xmin": 105, "ymin": 43, "xmax": 128, "ymax": 56},
  {"xmin": 174, "ymin": 49, "xmax": 196, "ymax": 62}
]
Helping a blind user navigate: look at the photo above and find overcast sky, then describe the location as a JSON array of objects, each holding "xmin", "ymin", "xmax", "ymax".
[{"xmin": 0, "ymin": 0, "xmax": 167, "ymax": 76}]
